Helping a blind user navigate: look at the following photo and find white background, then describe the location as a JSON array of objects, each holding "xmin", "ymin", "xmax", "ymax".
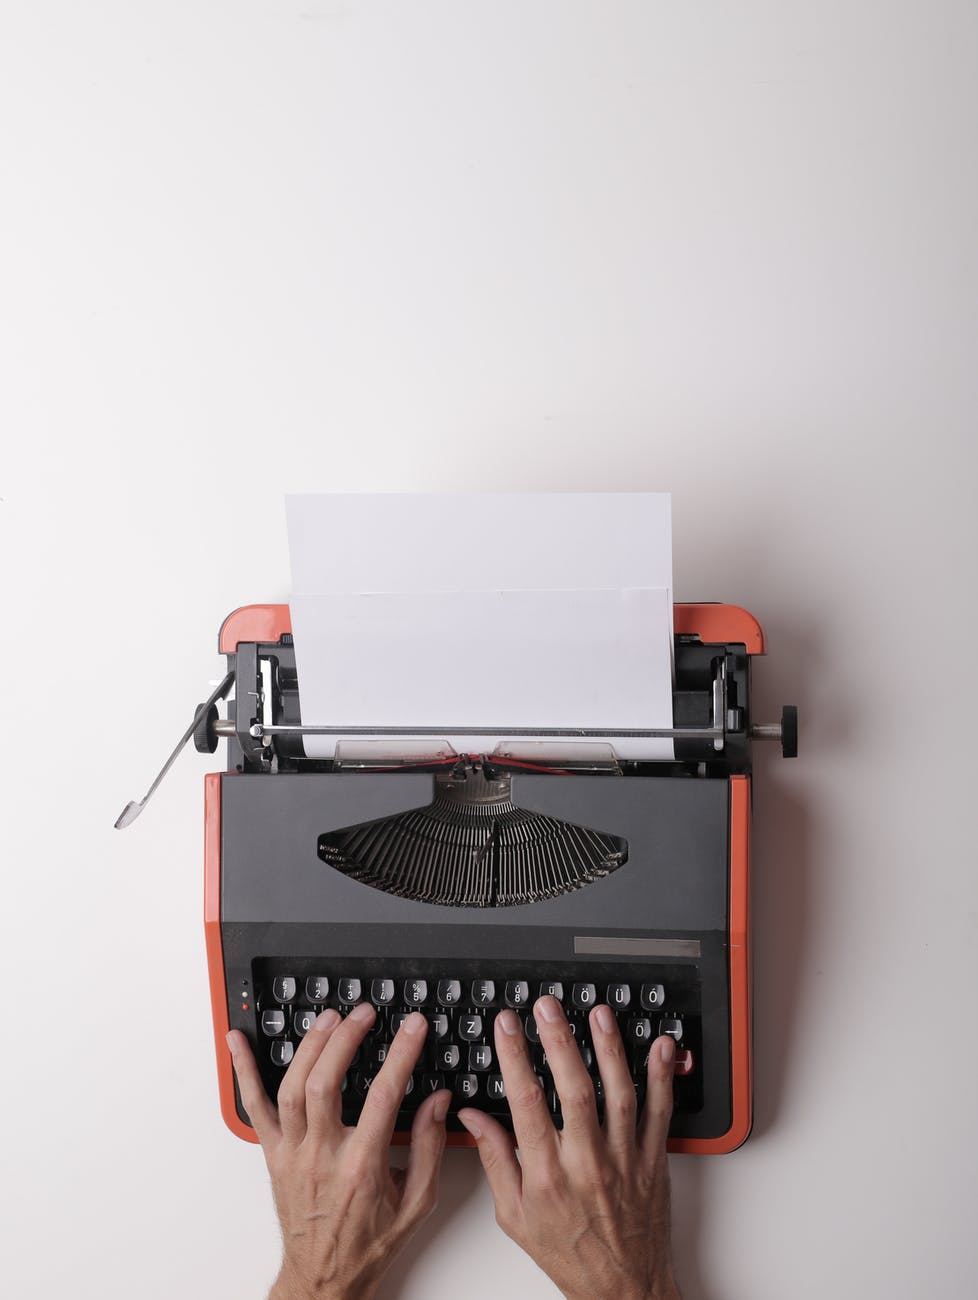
[{"xmin": 2, "ymin": 3, "xmax": 976, "ymax": 1298}]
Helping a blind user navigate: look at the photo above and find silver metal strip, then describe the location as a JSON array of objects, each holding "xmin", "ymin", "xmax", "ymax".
[
  {"xmin": 573, "ymin": 936, "xmax": 702, "ymax": 958},
  {"xmin": 250, "ymin": 722, "xmax": 724, "ymax": 741}
]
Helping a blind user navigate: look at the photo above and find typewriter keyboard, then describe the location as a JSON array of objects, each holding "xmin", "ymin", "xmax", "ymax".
[{"xmin": 249, "ymin": 959, "xmax": 702, "ymax": 1130}]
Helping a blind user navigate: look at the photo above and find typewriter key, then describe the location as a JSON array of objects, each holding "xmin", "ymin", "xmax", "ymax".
[
  {"xmin": 436, "ymin": 979, "xmax": 462, "ymax": 1006},
  {"xmin": 437, "ymin": 1044, "xmax": 461, "ymax": 1071},
  {"xmin": 337, "ymin": 978, "xmax": 362, "ymax": 1005},
  {"xmin": 261, "ymin": 1009, "xmax": 286, "ymax": 1037},
  {"xmin": 294, "ymin": 1008, "xmax": 317, "ymax": 1037},
  {"xmin": 454, "ymin": 1074, "xmax": 478, "ymax": 1100},
  {"xmin": 469, "ymin": 1044, "xmax": 493, "ymax": 1072},
  {"xmin": 367, "ymin": 1043, "xmax": 389, "ymax": 1070},
  {"xmin": 571, "ymin": 983, "xmax": 597, "ymax": 1009},
  {"xmin": 458, "ymin": 1014, "xmax": 483, "ymax": 1041},
  {"xmin": 428, "ymin": 1013, "xmax": 449, "ymax": 1039},
  {"xmin": 627, "ymin": 1017, "xmax": 653, "ymax": 1043},
  {"xmin": 640, "ymin": 983, "xmax": 665, "ymax": 1009},
  {"xmin": 305, "ymin": 977, "xmax": 329, "ymax": 1003},
  {"xmin": 270, "ymin": 1040, "xmax": 294, "ymax": 1067},
  {"xmin": 471, "ymin": 980, "xmax": 495, "ymax": 1006},
  {"xmin": 504, "ymin": 980, "xmax": 530, "ymax": 1008},
  {"xmin": 272, "ymin": 977, "xmax": 297, "ymax": 1004},
  {"xmin": 370, "ymin": 979, "xmax": 396, "ymax": 1006},
  {"xmin": 606, "ymin": 983, "xmax": 632, "ymax": 1009}
]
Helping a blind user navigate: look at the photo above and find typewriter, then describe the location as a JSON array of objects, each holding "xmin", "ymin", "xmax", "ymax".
[{"xmin": 115, "ymin": 600, "xmax": 795, "ymax": 1155}]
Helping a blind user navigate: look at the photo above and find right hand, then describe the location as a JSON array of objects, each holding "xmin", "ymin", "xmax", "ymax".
[{"xmin": 457, "ymin": 995, "xmax": 682, "ymax": 1300}]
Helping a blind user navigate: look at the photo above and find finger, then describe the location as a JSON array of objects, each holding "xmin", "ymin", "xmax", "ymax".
[
  {"xmin": 589, "ymin": 1004, "xmax": 637, "ymax": 1157},
  {"xmin": 533, "ymin": 996, "xmax": 602, "ymax": 1157},
  {"xmin": 397, "ymin": 1088, "xmax": 452, "ymax": 1228},
  {"xmin": 457, "ymin": 1107, "xmax": 523, "ymax": 1233},
  {"xmin": 275, "ymin": 1009, "xmax": 342, "ymax": 1145},
  {"xmin": 493, "ymin": 1009, "xmax": 558, "ymax": 1165},
  {"xmin": 303, "ymin": 1001, "xmax": 377, "ymax": 1144},
  {"xmin": 226, "ymin": 1030, "xmax": 280, "ymax": 1146},
  {"xmin": 638, "ymin": 1035, "xmax": 676, "ymax": 1161},
  {"xmin": 353, "ymin": 1011, "xmax": 428, "ymax": 1153}
]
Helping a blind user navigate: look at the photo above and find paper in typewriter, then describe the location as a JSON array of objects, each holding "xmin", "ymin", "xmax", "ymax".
[{"xmin": 285, "ymin": 493, "xmax": 674, "ymax": 761}]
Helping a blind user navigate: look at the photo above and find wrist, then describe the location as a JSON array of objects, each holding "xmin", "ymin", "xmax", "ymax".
[
  {"xmin": 270, "ymin": 1267, "xmax": 378, "ymax": 1300},
  {"xmin": 564, "ymin": 1280, "xmax": 681, "ymax": 1300}
]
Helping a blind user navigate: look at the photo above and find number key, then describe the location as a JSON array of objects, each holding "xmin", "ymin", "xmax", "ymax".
[
  {"xmin": 505, "ymin": 980, "xmax": 530, "ymax": 1008},
  {"xmin": 337, "ymin": 978, "xmax": 362, "ymax": 1005},
  {"xmin": 437, "ymin": 979, "xmax": 462, "ymax": 1006},
  {"xmin": 471, "ymin": 980, "xmax": 495, "ymax": 1006}
]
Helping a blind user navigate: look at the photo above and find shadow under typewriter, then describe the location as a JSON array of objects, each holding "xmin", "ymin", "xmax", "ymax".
[{"xmin": 318, "ymin": 769, "xmax": 628, "ymax": 907}]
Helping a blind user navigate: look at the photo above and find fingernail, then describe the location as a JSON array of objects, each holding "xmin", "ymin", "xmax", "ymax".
[
  {"xmin": 595, "ymin": 1005, "xmax": 616, "ymax": 1035},
  {"xmin": 536, "ymin": 996, "xmax": 560, "ymax": 1023},
  {"xmin": 403, "ymin": 1012, "xmax": 427, "ymax": 1036},
  {"xmin": 225, "ymin": 1032, "xmax": 238, "ymax": 1056},
  {"xmin": 497, "ymin": 1009, "xmax": 520, "ymax": 1035},
  {"xmin": 350, "ymin": 1002, "xmax": 375, "ymax": 1023},
  {"xmin": 314, "ymin": 1009, "xmax": 340, "ymax": 1032},
  {"xmin": 458, "ymin": 1110, "xmax": 482, "ymax": 1139},
  {"xmin": 432, "ymin": 1093, "xmax": 450, "ymax": 1124},
  {"xmin": 659, "ymin": 1036, "xmax": 676, "ymax": 1063}
]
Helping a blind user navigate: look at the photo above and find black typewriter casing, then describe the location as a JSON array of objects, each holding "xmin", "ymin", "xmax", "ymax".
[{"xmin": 206, "ymin": 604, "xmax": 758, "ymax": 1155}]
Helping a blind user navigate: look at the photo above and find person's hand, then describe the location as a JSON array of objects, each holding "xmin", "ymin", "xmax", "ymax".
[
  {"xmin": 457, "ymin": 996, "xmax": 681, "ymax": 1300},
  {"xmin": 227, "ymin": 1004, "xmax": 452, "ymax": 1300}
]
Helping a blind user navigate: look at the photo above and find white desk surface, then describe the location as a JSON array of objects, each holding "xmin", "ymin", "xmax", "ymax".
[{"xmin": 3, "ymin": 4, "xmax": 976, "ymax": 1297}]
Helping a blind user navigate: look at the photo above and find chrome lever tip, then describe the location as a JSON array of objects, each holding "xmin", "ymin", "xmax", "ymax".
[{"xmin": 114, "ymin": 801, "xmax": 144, "ymax": 830}]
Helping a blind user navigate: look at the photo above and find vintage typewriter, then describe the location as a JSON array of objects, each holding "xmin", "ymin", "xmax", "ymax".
[{"xmin": 119, "ymin": 600, "xmax": 796, "ymax": 1154}]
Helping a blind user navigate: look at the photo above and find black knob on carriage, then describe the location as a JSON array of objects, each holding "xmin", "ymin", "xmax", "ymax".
[
  {"xmin": 193, "ymin": 701, "xmax": 220, "ymax": 754},
  {"xmin": 781, "ymin": 705, "xmax": 798, "ymax": 758}
]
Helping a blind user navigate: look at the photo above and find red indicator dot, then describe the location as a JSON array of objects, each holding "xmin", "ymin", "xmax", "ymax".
[{"xmin": 242, "ymin": 1003, "xmax": 249, "ymax": 1011}]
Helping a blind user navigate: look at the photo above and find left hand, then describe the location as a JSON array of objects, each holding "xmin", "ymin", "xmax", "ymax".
[{"xmin": 227, "ymin": 1003, "xmax": 452, "ymax": 1300}]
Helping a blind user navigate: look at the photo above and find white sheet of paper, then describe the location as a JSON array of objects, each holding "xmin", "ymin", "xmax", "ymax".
[
  {"xmin": 285, "ymin": 493, "xmax": 674, "ymax": 761},
  {"xmin": 286, "ymin": 493, "xmax": 672, "ymax": 600}
]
